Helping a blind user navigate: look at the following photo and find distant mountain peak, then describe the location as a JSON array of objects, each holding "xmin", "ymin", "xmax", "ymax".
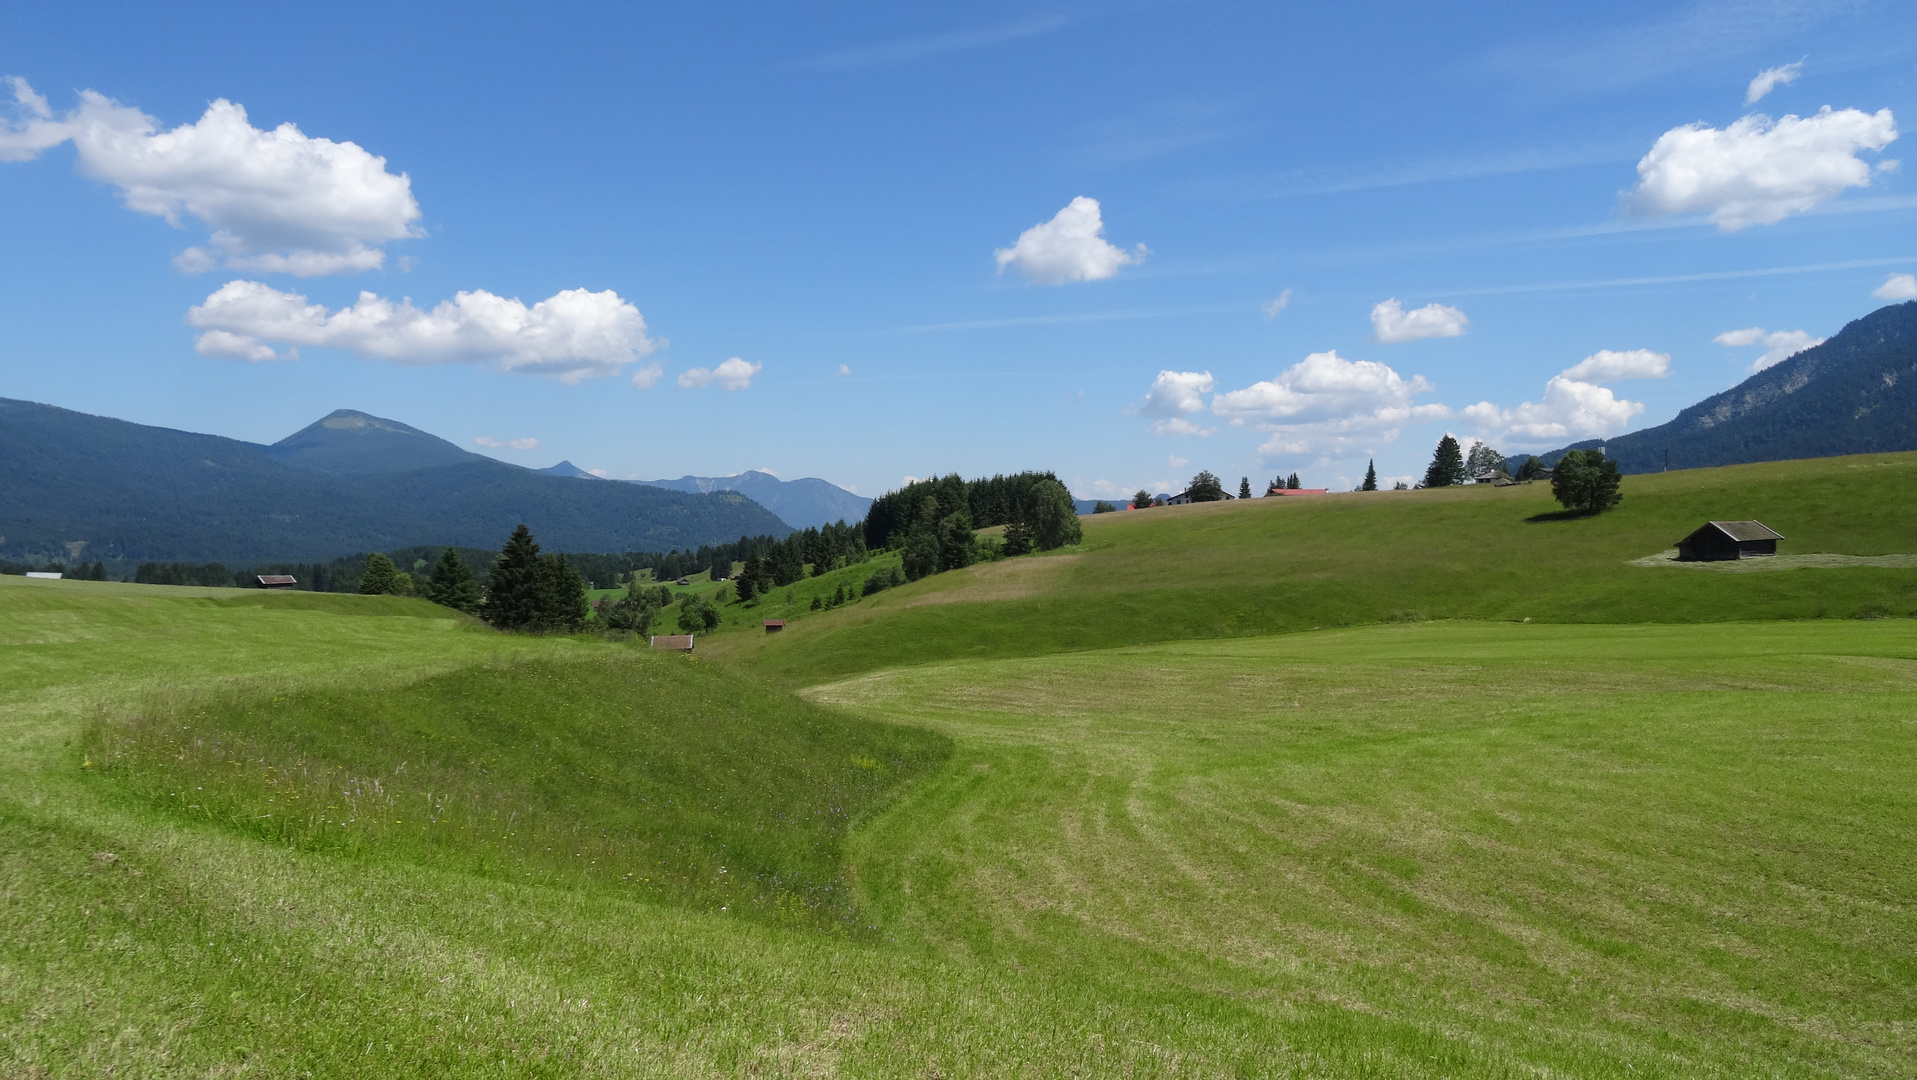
[
  {"xmin": 538, "ymin": 460, "xmax": 603, "ymax": 479},
  {"xmin": 634, "ymin": 470, "xmax": 871, "ymax": 530},
  {"xmin": 267, "ymin": 408, "xmax": 482, "ymax": 475},
  {"xmin": 312, "ymin": 409, "xmax": 431, "ymax": 436}
]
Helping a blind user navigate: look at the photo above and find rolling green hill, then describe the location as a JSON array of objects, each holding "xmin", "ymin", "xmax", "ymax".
[
  {"xmin": 4, "ymin": 575, "xmax": 1913, "ymax": 1076},
  {"xmin": 710, "ymin": 451, "xmax": 1917, "ymax": 682}
]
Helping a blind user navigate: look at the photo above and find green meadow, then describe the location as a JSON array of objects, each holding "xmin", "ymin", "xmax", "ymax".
[{"xmin": 4, "ymin": 453, "xmax": 1917, "ymax": 1077}]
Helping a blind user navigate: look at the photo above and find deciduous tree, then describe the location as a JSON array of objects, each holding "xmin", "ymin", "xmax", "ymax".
[{"xmin": 1550, "ymin": 449, "xmax": 1622, "ymax": 514}]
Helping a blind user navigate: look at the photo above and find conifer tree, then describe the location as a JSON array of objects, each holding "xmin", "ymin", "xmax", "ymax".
[
  {"xmin": 937, "ymin": 509, "xmax": 977, "ymax": 571},
  {"xmin": 1287, "ymin": 473, "xmax": 1302, "ymax": 490},
  {"xmin": 424, "ymin": 548, "xmax": 481, "ymax": 611},
  {"xmin": 534, "ymin": 554, "xmax": 588, "ymax": 632},
  {"xmin": 359, "ymin": 552, "xmax": 399, "ymax": 595},
  {"xmin": 1238, "ymin": 477, "xmax": 1252, "ymax": 500},
  {"xmin": 1132, "ymin": 489, "xmax": 1154, "ymax": 510},
  {"xmin": 484, "ymin": 525, "xmax": 544, "ymax": 630},
  {"xmin": 1422, "ymin": 435, "xmax": 1467, "ymax": 488},
  {"xmin": 1362, "ymin": 460, "xmax": 1378, "ymax": 491}
]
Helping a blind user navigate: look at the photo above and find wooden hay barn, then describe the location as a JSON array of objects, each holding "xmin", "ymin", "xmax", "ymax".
[
  {"xmin": 649, "ymin": 634, "xmax": 695, "ymax": 652},
  {"xmin": 256, "ymin": 574, "xmax": 298, "ymax": 589},
  {"xmin": 762, "ymin": 619, "xmax": 786, "ymax": 633},
  {"xmin": 1676, "ymin": 520, "xmax": 1784, "ymax": 562}
]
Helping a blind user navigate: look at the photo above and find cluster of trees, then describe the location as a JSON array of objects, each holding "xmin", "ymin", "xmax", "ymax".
[
  {"xmin": 476, "ymin": 525, "xmax": 589, "ymax": 632},
  {"xmin": 861, "ymin": 472, "xmax": 1080, "ymax": 584},
  {"xmin": 1412, "ymin": 435, "xmax": 1621, "ymax": 514},
  {"xmin": 133, "ymin": 561, "xmax": 238, "ymax": 587},
  {"xmin": 1, "ymin": 559, "xmax": 110, "ymax": 578},
  {"xmin": 864, "ymin": 472, "xmax": 1072, "ymax": 550},
  {"xmin": 733, "ymin": 522, "xmax": 872, "ymax": 602},
  {"xmin": 1264, "ymin": 473, "xmax": 1305, "ymax": 494}
]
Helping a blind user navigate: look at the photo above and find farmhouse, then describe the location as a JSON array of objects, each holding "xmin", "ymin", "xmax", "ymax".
[
  {"xmin": 256, "ymin": 574, "xmax": 298, "ymax": 589},
  {"xmin": 650, "ymin": 634, "xmax": 695, "ymax": 652},
  {"xmin": 1164, "ymin": 490, "xmax": 1192, "ymax": 506},
  {"xmin": 1676, "ymin": 520, "xmax": 1784, "ymax": 561}
]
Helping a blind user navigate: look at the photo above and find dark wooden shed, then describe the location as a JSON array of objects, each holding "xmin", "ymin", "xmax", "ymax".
[
  {"xmin": 256, "ymin": 574, "xmax": 298, "ymax": 589},
  {"xmin": 1676, "ymin": 520, "xmax": 1783, "ymax": 561},
  {"xmin": 762, "ymin": 619, "xmax": 786, "ymax": 633}
]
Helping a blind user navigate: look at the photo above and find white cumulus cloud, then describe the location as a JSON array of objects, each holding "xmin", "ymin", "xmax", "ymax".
[
  {"xmin": 1873, "ymin": 272, "xmax": 1917, "ymax": 300},
  {"xmin": 2, "ymin": 79, "xmax": 421, "ymax": 275},
  {"xmin": 1206, "ymin": 349, "xmax": 1449, "ymax": 456},
  {"xmin": 188, "ymin": 280, "xmax": 657, "ymax": 383},
  {"xmin": 1370, "ymin": 298, "xmax": 1469, "ymax": 344},
  {"xmin": 1140, "ymin": 370, "xmax": 1217, "ymax": 436},
  {"xmin": 1464, "ymin": 348, "xmax": 1670, "ymax": 448},
  {"xmin": 994, "ymin": 196, "xmax": 1144, "ymax": 284},
  {"xmin": 472, "ymin": 436, "xmax": 540, "ymax": 451},
  {"xmin": 1713, "ymin": 326, "xmax": 1823, "ymax": 371},
  {"xmin": 1262, "ymin": 289, "xmax": 1291, "ymax": 318},
  {"xmin": 1746, "ymin": 61, "xmax": 1804, "ymax": 105},
  {"xmin": 1630, "ymin": 106, "xmax": 1898, "ymax": 231},
  {"xmin": 677, "ymin": 357, "xmax": 761, "ymax": 390},
  {"xmin": 1560, "ymin": 348, "xmax": 1671, "ymax": 381},
  {"xmin": 629, "ymin": 362, "xmax": 664, "ymax": 389}
]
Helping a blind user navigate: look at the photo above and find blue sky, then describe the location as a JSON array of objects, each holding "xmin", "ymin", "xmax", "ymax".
[{"xmin": 3, "ymin": 1, "xmax": 1915, "ymax": 499}]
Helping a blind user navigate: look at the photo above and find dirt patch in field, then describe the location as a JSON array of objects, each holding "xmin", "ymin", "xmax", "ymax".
[
  {"xmin": 1629, "ymin": 549, "xmax": 1917, "ymax": 572},
  {"xmin": 902, "ymin": 554, "xmax": 1083, "ymax": 607}
]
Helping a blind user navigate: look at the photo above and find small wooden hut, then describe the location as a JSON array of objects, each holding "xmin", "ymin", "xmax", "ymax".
[
  {"xmin": 1675, "ymin": 520, "xmax": 1783, "ymax": 561},
  {"xmin": 649, "ymin": 634, "xmax": 695, "ymax": 652}
]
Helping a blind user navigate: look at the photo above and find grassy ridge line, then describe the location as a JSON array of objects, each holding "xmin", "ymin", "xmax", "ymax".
[
  {"xmin": 714, "ymin": 452, "xmax": 1917, "ymax": 684},
  {"xmin": 86, "ymin": 653, "xmax": 950, "ymax": 929}
]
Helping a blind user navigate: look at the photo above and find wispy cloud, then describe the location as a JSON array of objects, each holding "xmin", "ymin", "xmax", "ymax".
[
  {"xmin": 1201, "ymin": 143, "xmax": 1637, "ymax": 201},
  {"xmin": 1064, "ymin": 99, "xmax": 1240, "ymax": 168},
  {"xmin": 1479, "ymin": 0, "xmax": 1862, "ymax": 94},
  {"xmin": 1430, "ymin": 255, "xmax": 1917, "ymax": 299},
  {"xmin": 794, "ymin": 14, "xmax": 1067, "ymax": 71}
]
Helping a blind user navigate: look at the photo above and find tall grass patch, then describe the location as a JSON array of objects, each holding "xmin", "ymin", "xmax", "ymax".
[{"xmin": 86, "ymin": 653, "xmax": 950, "ymax": 930}]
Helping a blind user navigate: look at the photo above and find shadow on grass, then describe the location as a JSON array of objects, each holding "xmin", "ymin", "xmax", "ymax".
[{"xmin": 1524, "ymin": 508, "xmax": 1602, "ymax": 524}]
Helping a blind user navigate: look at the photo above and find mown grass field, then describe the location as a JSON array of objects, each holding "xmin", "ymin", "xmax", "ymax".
[
  {"xmin": 710, "ymin": 452, "xmax": 1917, "ymax": 682},
  {"xmin": 4, "ymin": 453, "xmax": 1916, "ymax": 1077}
]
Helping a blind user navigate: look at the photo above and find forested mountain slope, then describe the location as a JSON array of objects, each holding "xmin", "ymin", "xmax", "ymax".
[
  {"xmin": 0, "ymin": 399, "xmax": 789, "ymax": 565},
  {"xmin": 1545, "ymin": 301, "xmax": 1917, "ymax": 473}
]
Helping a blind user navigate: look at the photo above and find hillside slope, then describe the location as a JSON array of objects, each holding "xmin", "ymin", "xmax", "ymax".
[
  {"xmin": 0, "ymin": 399, "xmax": 790, "ymax": 565},
  {"xmin": 713, "ymin": 451, "xmax": 1917, "ymax": 683},
  {"xmin": 1546, "ymin": 300, "xmax": 1917, "ymax": 473}
]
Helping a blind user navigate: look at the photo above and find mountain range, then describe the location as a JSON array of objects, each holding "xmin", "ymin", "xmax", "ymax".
[
  {"xmin": 1541, "ymin": 300, "xmax": 1917, "ymax": 473},
  {"xmin": 531, "ymin": 461, "xmax": 871, "ymax": 529},
  {"xmin": 0, "ymin": 402, "xmax": 790, "ymax": 568}
]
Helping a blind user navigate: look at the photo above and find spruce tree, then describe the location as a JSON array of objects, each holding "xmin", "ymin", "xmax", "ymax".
[
  {"xmin": 1286, "ymin": 473, "xmax": 1302, "ymax": 490},
  {"xmin": 1362, "ymin": 460, "xmax": 1378, "ymax": 491},
  {"xmin": 424, "ymin": 548, "xmax": 481, "ymax": 611},
  {"xmin": 937, "ymin": 509, "xmax": 977, "ymax": 571},
  {"xmin": 483, "ymin": 525, "xmax": 544, "ymax": 630},
  {"xmin": 359, "ymin": 552, "xmax": 399, "ymax": 595},
  {"xmin": 1421, "ymin": 435, "xmax": 1467, "ymax": 488},
  {"xmin": 1238, "ymin": 477, "xmax": 1252, "ymax": 500},
  {"xmin": 534, "ymin": 554, "xmax": 588, "ymax": 631}
]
